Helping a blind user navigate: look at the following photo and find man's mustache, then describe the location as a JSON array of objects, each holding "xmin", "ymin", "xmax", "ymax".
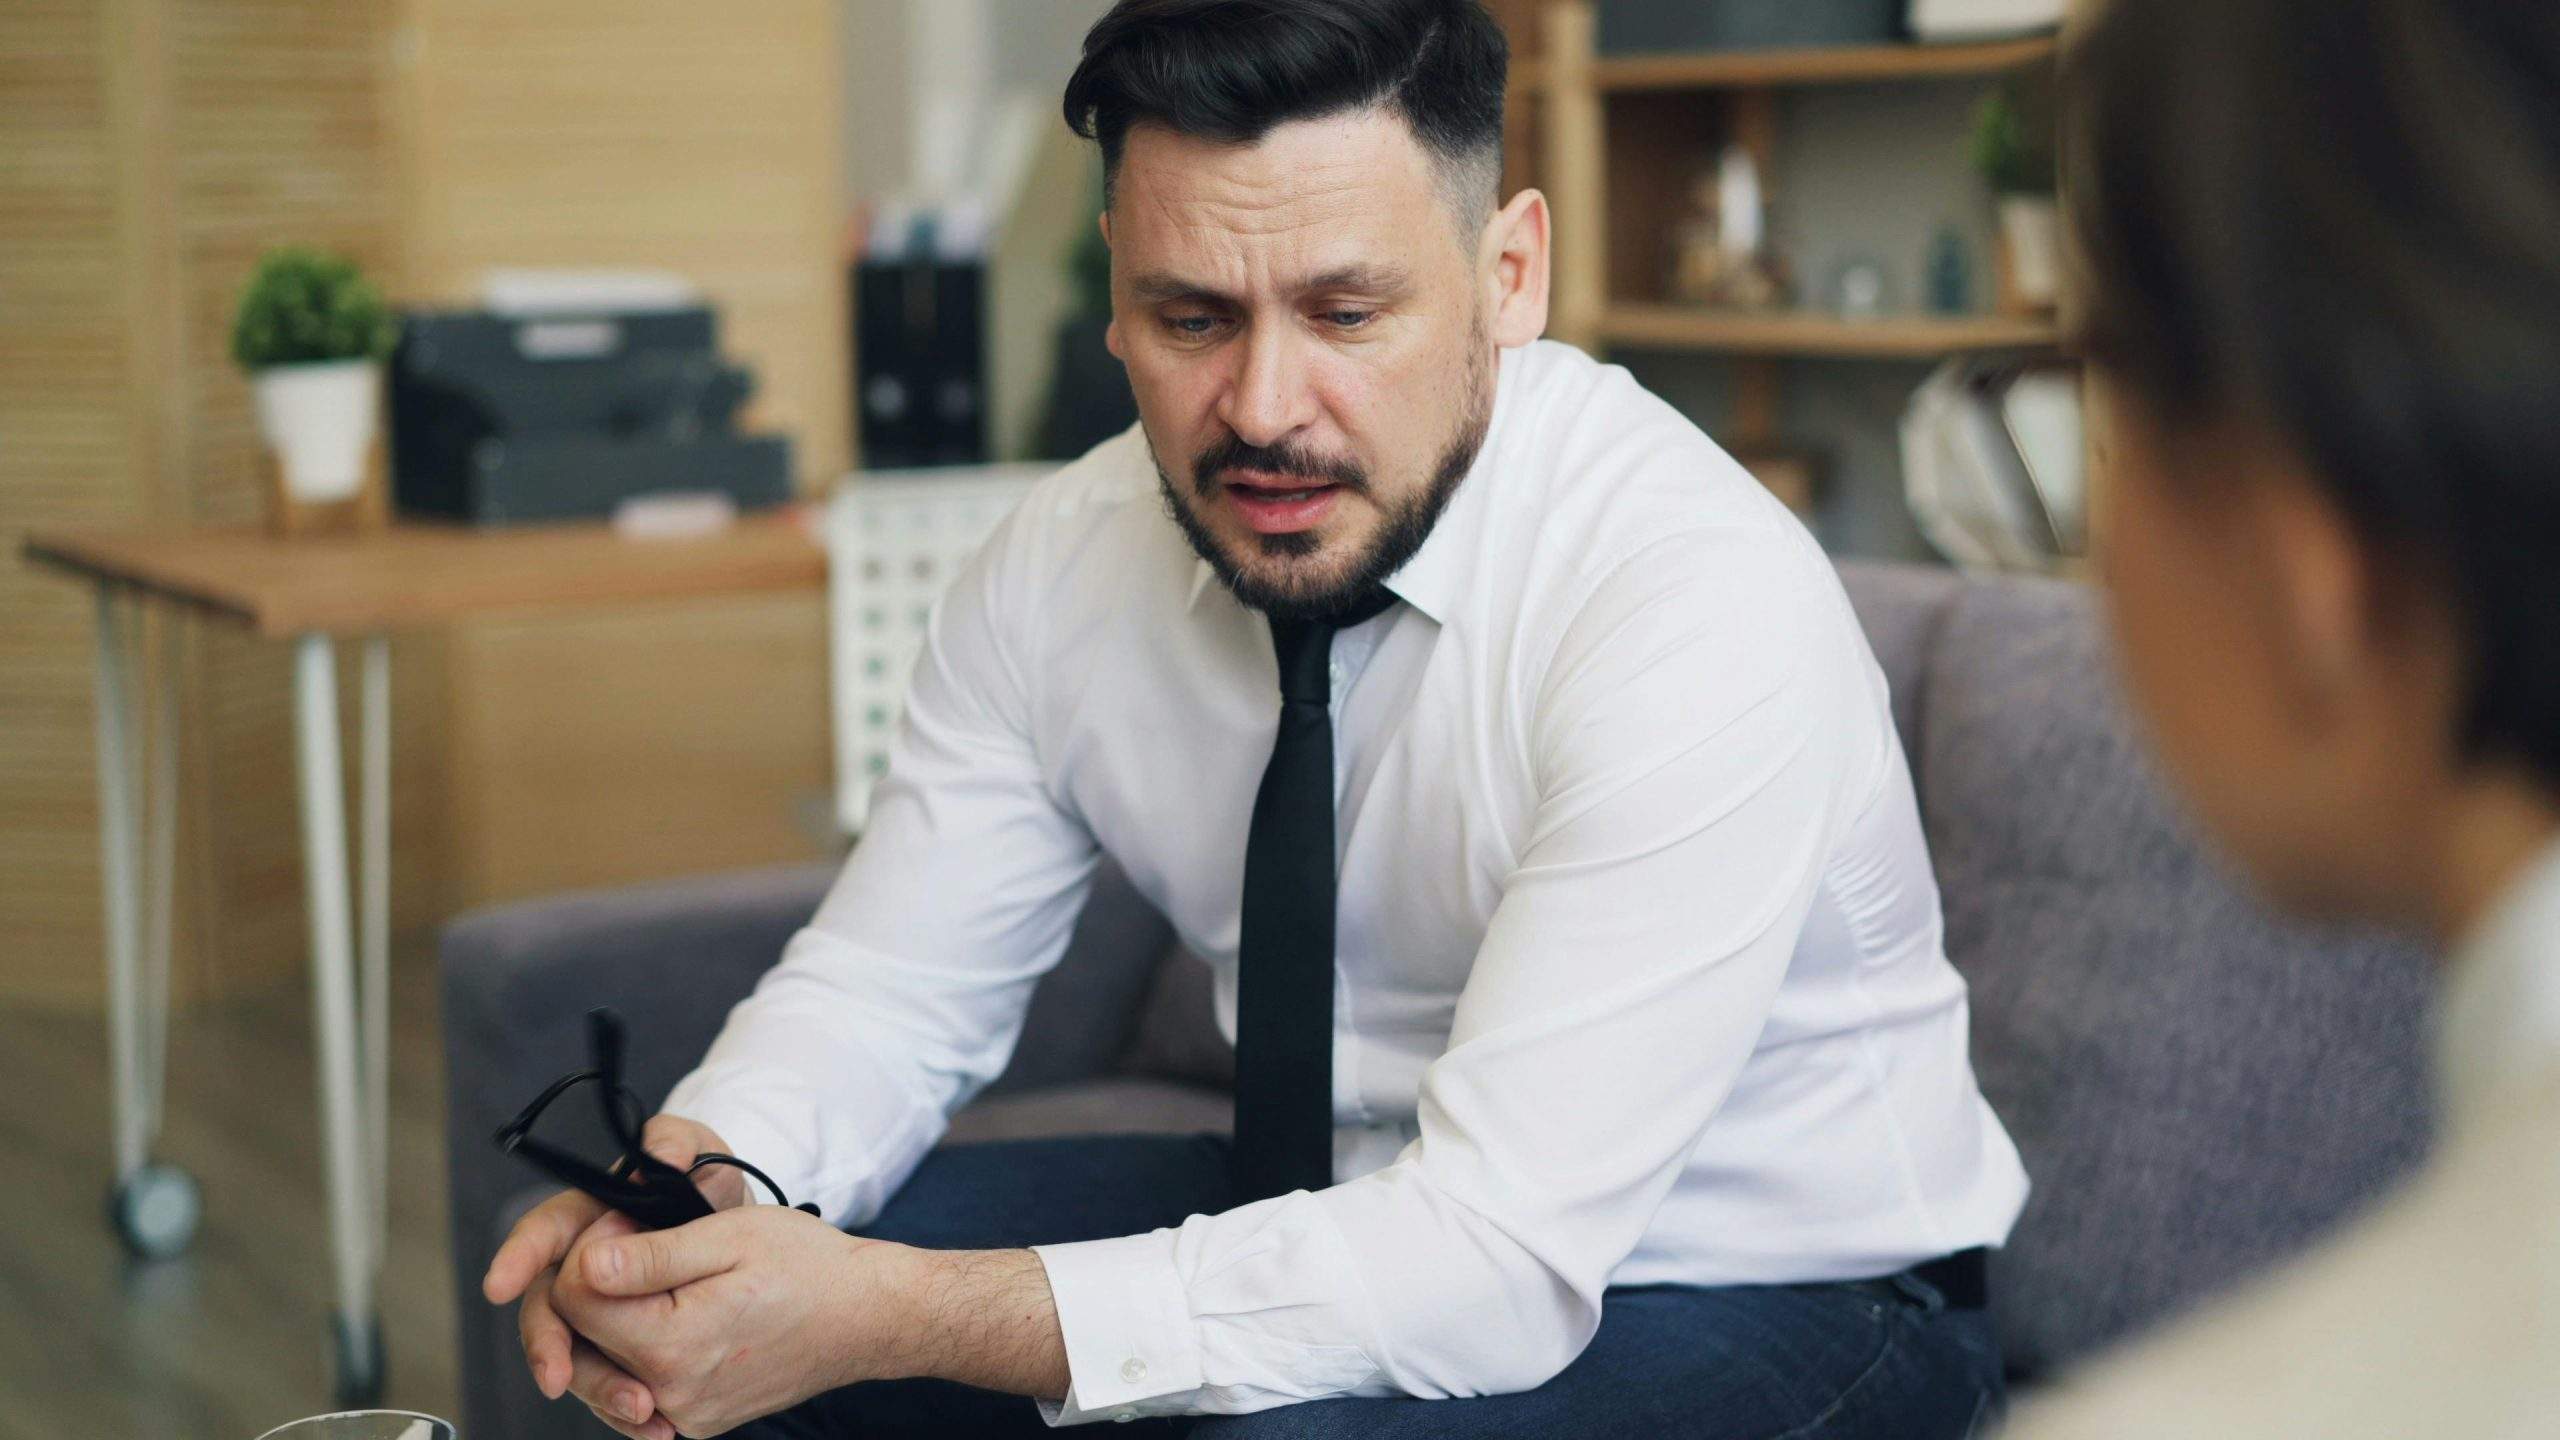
[{"xmin": 1191, "ymin": 437, "xmax": 1367, "ymax": 495}]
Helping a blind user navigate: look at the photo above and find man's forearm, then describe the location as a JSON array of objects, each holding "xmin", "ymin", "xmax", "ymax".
[{"xmin": 882, "ymin": 1245, "xmax": 1073, "ymax": 1401}]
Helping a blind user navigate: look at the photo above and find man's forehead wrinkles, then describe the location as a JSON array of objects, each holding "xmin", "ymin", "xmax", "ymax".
[
  {"xmin": 1128, "ymin": 138, "xmax": 1379, "ymax": 226},
  {"xmin": 1110, "ymin": 113, "xmax": 1466, "ymax": 305},
  {"xmin": 1126, "ymin": 258, "xmax": 1412, "ymax": 305},
  {"xmin": 1158, "ymin": 181, "xmax": 1366, "ymax": 238}
]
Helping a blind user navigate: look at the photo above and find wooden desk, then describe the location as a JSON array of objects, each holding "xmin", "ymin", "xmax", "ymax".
[
  {"xmin": 25, "ymin": 508, "xmax": 827, "ymax": 637},
  {"xmin": 21, "ymin": 509, "xmax": 826, "ymax": 1403}
]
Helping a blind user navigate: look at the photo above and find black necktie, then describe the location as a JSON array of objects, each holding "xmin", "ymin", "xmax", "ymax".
[{"xmin": 1232, "ymin": 590, "xmax": 1397, "ymax": 1202}]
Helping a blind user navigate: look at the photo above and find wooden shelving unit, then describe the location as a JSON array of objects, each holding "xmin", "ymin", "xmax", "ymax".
[
  {"xmin": 1598, "ymin": 305, "xmax": 2058, "ymax": 357},
  {"xmin": 1533, "ymin": 1, "xmax": 2063, "ymax": 459},
  {"xmin": 1593, "ymin": 35, "xmax": 2056, "ymax": 92}
]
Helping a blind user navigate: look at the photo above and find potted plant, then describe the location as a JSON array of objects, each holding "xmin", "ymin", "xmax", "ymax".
[
  {"xmin": 1036, "ymin": 182, "xmax": 1138, "ymax": 460},
  {"xmin": 1971, "ymin": 80, "xmax": 2060, "ymax": 314},
  {"xmin": 232, "ymin": 247, "xmax": 397, "ymax": 526}
]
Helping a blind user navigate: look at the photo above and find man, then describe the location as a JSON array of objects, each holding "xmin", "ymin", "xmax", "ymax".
[
  {"xmin": 2000, "ymin": 0, "xmax": 2560, "ymax": 1433},
  {"xmin": 484, "ymin": 2, "xmax": 2025, "ymax": 1435}
]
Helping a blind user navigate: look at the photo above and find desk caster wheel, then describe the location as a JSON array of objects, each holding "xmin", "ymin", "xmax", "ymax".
[
  {"xmin": 109, "ymin": 1163, "xmax": 201, "ymax": 1261},
  {"xmin": 332, "ymin": 1315, "xmax": 387, "ymax": 1408}
]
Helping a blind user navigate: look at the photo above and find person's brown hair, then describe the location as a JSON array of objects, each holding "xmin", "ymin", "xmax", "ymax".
[{"xmin": 2065, "ymin": 0, "xmax": 2560, "ymax": 787}]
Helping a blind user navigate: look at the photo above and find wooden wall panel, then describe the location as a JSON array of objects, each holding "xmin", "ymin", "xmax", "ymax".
[
  {"xmin": 164, "ymin": 0, "xmax": 444, "ymax": 999},
  {"xmin": 6, "ymin": 0, "xmax": 852, "ymax": 1001},
  {"xmin": 1, "ymin": 1, "xmax": 439, "ymax": 1009},
  {"xmin": 0, "ymin": 1, "xmax": 136, "ymax": 1007},
  {"xmin": 440, "ymin": 599, "xmax": 836, "ymax": 907},
  {"xmin": 389, "ymin": 0, "xmax": 848, "ymax": 906},
  {"xmin": 389, "ymin": 0, "xmax": 850, "ymax": 486}
]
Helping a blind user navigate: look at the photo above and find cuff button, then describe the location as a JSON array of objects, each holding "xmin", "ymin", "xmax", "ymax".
[{"xmin": 1120, "ymin": 1357, "xmax": 1148, "ymax": 1384}]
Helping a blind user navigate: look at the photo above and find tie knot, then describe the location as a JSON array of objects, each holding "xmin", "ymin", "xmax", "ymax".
[
  {"xmin": 1269, "ymin": 617, "xmax": 1335, "ymax": 706},
  {"xmin": 1266, "ymin": 588, "xmax": 1397, "ymax": 707}
]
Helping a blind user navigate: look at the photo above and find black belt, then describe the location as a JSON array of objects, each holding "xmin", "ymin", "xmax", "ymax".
[
  {"xmin": 1918, "ymin": 1246, "xmax": 1990, "ymax": 1309},
  {"xmin": 1866, "ymin": 1247, "xmax": 1989, "ymax": 1311}
]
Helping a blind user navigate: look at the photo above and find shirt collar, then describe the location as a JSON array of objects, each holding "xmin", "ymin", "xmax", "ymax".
[
  {"xmin": 2439, "ymin": 834, "xmax": 2560, "ymax": 1118},
  {"xmin": 1184, "ymin": 345, "xmax": 1522, "ymax": 625}
]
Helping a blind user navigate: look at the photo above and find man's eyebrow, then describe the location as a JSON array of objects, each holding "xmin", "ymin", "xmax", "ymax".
[
  {"xmin": 1126, "ymin": 271, "xmax": 1222, "ymax": 304},
  {"xmin": 1300, "ymin": 264, "xmax": 1413, "ymax": 297},
  {"xmin": 1122, "ymin": 265, "xmax": 1417, "ymax": 305}
]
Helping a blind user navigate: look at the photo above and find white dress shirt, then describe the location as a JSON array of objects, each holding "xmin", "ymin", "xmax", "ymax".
[
  {"xmin": 2007, "ymin": 836, "xmax": 2560, "ymax": 1439},
  {"xmin": 663, "ymin": 339, "xmax": 2029, "ymax": 1424}
]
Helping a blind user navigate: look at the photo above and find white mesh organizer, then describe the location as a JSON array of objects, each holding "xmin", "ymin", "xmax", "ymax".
[{"xmin": 827, "ymin": 465, "xmax": 1050, "ymax": 832}]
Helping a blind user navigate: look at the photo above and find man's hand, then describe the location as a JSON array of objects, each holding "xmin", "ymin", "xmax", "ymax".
[
  {"xmin": 553, "ymin": 1213, "xmax": 1071, "ymax": 1438},
  {"xmin": 550, "ymin": 1206, "xmax": 913, "ymax": 1437},
  {"xmin": 483, "ymin": 1113, "xmax": 742, "ymax": 1439}
]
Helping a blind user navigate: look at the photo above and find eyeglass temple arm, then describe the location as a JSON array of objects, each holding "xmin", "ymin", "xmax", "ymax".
[
  {"xmin": 494, "ymin": 1067, "xmax": 602, "ymax": 1148},
  {"xmin": 583, "ymin": 1008, "xmax": 652, "ymax": 1156},
  {"xmin": 510, "ymin": 1132, "xmax": 654, "ymax": 1200}
]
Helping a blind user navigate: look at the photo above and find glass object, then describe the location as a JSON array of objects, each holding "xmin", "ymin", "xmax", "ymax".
[
  {"xmin": 255, "ymin": 1413, "xmax": 455, "ymax": 1440},
  {"xmin": 1928, "ymin": 225, "xmax": 1975, "ymax": 314},
  {"xmin": 1668, "ymin": 145, "xmax": 1789, "ymax": 309},
  {"xmin": 1828, "ymin": 256, "xmax": 1895, "ymax": 321}
]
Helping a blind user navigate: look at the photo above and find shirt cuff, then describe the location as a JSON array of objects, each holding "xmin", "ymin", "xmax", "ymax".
[
  {"xmin": 1031, "ymin": 1229, "xmax": 1203, "ymax": 1425},
  {"xmin": 656, "ymin": 1079, "xmax": 803, "ymax": 1210}
]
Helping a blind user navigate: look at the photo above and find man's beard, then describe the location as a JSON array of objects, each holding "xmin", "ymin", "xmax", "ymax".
[{"xmin": 1155, "ymin": 344, "xmax": 1493, "ymax": 625}]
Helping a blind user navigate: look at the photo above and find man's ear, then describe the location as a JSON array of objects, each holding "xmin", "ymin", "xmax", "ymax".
[
  {"xmin": 1099, "ymin": 211, "xmax": 1124, "ymax": 361},
  {"xmin": 1481, "ymin": 188, "xmax": 1550, "ymax": 348},
  {"xmin": 2245, "ymin": 450, "xmax": 2371, "ymax": 728}
]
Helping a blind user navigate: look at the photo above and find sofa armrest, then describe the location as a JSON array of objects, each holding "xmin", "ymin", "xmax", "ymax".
[
  {"xmin": 442, "ymin": 860, "xmax": 838, "ymax": 1440},
  {"xmin": 441, "ymin": 861, "xmax": 838, "ymax": 1230},
  {"xmin": 441, "ymin": 855, "xmax": 1175, "ymax": 1440}
]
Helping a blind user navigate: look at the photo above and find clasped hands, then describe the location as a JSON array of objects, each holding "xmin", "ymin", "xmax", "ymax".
[{"xmin": 482, "ymin": 1114, "xmax": 928, "ymax": 1439}]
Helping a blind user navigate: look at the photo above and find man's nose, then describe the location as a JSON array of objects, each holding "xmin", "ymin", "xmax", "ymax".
[{"xmin": 1218, "ymin": 327, "xmax": 1318, "ymax": 448}]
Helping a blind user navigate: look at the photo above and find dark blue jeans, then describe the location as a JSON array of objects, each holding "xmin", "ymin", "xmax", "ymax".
[{"xmin": 737, "ymin": 1136, "xmax": 2003, "ymax": 1439}]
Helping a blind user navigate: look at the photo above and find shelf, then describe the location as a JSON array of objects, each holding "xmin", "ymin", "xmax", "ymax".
[
  {"xmin": 1590, "ymin": 35, "xmax": 2056, "ymax": 92},
  {"xmin": 1597, "ymin": 305, "xmax": 2060, "ymax": 357}
]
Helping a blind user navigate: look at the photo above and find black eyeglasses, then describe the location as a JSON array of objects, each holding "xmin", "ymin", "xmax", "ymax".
[{"xmin": 494, "ymin": 1008, "xmax": 816, "ymax": 1229}]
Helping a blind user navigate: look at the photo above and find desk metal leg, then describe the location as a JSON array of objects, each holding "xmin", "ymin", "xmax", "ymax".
[
  {"xmin": 95, "ymin": 587, "xmax": 199, "ymax": 1260},
  {"xmin": 360, "ymin": 635, "xmax": 391, "ymax": 1272},
  {"xmin": 94, "ymin": 589, "xmax": 145, "ymax": 1184},
  {"xmin": 145, "ymin": 609, "xmax": 178, "ymax": 1154},
  {"xmin": 292, "ymin": 632, "xmax": 385, "ymax": 1404}
]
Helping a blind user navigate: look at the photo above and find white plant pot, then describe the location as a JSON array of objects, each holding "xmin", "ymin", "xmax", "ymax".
[
  {"xmin": 253, "ymin": 359, "xmax": 381, "ymax": 504},
  {"xmin": 1997, "ymin": 195, "xmax": 2063, "ymax": 311}
]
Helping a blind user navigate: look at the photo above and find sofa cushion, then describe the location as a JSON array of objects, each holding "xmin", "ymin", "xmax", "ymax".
[
  {"xmin": 1118, "ymin": 945, "xmax": 1238, "ymax": 1092},
  {"xmin": 985, "ymin": 859, "xmax": 1177, "ymax": 1096},
  {"xmin": 1836, "ymin": 560, "xmax": 1964, "ymax": 764},
  {"xmin": 1920, "ymin": 574, "xmax": 2435, "ymax": 1377}
]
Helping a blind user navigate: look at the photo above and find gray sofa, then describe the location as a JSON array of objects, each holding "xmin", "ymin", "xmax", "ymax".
[{"xmin": 442, "ymin": 564, "xmax": 2436, "ymax": 1440}]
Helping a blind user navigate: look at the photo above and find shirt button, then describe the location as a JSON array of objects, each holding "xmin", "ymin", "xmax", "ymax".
[
  {"xmin": 1113, "ymin": 1411, "xmax": 1138, "ymax": 1424},
  {"xmin": 1120, "ymin": 1357, "xmax": 1148, "ymax": 1384}
]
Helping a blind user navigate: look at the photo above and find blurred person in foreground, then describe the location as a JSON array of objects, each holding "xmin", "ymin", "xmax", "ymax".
[
  {"xmin": 2008, "ymin": 0, "xmax": 2560, "ymax": 1434},
  {"xmin": 480, "ymin": 1, "xmax": 2026, "ymax": 1436}
]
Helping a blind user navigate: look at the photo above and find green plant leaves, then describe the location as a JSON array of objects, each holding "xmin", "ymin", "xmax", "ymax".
[
  {"xmin": 231, "ymin": 247, "xmax": 398, "ymax": 370},
  {"xmin": 1971, "ymin": 79, "xmax": 2058, "ymax": 197}
]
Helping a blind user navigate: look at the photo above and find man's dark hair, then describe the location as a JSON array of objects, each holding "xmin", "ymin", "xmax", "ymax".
[
  {"xmin": 1063, "ymin": 0, "xmax": 1508, "ymax": 227},
  {"xmin": 2065, "ymin": 0, "xmax": 2560, "ymax": 790}
]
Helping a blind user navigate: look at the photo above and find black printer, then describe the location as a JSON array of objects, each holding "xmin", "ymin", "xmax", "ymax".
[{"xmin": 389, "ymin": 305, "xmax": 793, "ymax": 524}]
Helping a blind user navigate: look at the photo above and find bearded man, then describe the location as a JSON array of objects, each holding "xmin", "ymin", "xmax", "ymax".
[{"xmin": 486, "ymin": 3, "xmax": 2026, "ymax": 1435}]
